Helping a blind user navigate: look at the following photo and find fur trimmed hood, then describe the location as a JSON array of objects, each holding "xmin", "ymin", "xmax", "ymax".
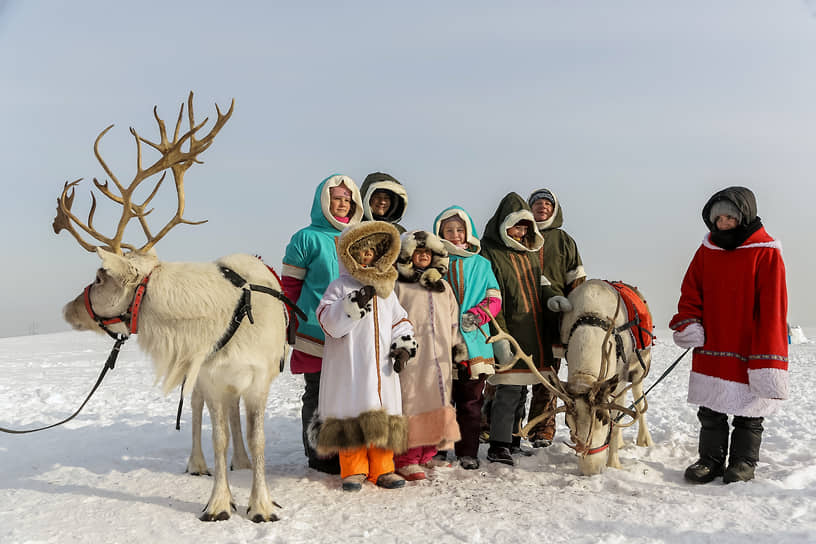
[
  {"xmin": 396, "ymin": 230, "xmax": 449, "ymax": 292},
  {"xmin": 433, "ymin": 206, "xmax": 482, "ymax": 257},
  {"xmin": 360, "ymin": 172, "xmax": 408, "ymax": 225},
  {"xmin": 483, "ymin": 192, "xmax": 544, "ymax": 252},
  {"xmin": 528, "ymin": 187, "xmax": 564, "ymax": 231},
  {"xmin": 337, "ymin": 221, "xmax": 400, "ymax": 298},
  {"xmin": 311, "ymin": 174, "xmax": 364, "ymax": 231}
]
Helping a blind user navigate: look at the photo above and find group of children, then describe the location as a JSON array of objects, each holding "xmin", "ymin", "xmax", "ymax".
[{"xmin": 283, "ymin": 173, "xmax": 789, "ymax": 491}]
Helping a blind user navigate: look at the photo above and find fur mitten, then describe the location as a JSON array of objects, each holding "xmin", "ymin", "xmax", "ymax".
[
  {"xmin": 673, "ymin": 322, "xmax": 705, "ymax": 349},
  {"xmin": 460, "ymin": 312, "xmax": 480, "ymax": 332},
  {"xmin": 492, "ymin": 338, "xmax": 514, "ymax": 366},
  {"xmin": 390, "ymin": 335, "xmax": 418, "ymax": 372},
  {"xmin": 547, "ymin": 296, "xmax": 573, "ymax": 313},
  {"xmin": 390, "ymin": 348, "xmax": 410, "ymax": 373},
  {"xmin": 342, "ymin": 285, "xmax": 376, "ymax": 320}
]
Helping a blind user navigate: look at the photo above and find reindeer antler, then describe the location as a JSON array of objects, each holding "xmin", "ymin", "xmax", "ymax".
[
  {"xmin": 53, "ymin": 92, "xmax": 235, "ymax": 255},
  {"xmin": 477, "ymin": 307, "xmax": 574, "ymax": 408}
]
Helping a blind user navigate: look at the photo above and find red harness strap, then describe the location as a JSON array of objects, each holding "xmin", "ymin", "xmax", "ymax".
[
  {"xmin": 605, "ymin": 281, "xmax": 654, "ymax": 350},
  {"xmin": 83, "ymin": 273, "xmax": 151, "ymax": 335}
]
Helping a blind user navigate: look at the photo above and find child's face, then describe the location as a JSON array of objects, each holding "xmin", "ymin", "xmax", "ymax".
[
  {"xmin": 355, "ymin": 247, "xmax": 377, "ymax": 266},
  {"xmin": 330, "ymin": 194, "xmax": 352, "ymax": 218},
  {"xmin": 506, "ymin": 223, "xmax": 528, "ymax": 242},
  {"xmin": 411, "ymin": 248, "xmax": 432, "ymax": 269},
  {"xmin": 715, "ymin": 215, "xmax": 738, "ymax": 231},
  {"xmin": 441, "ymin": 218, "xmax": 467, "ymax": 247},
  {"xmin": 369, "ymin": 191, "xmax": 392, "ymax": 216},
  {"xmin": 531, "ymin": 199, "xmax": 554, "ymax": 222}
]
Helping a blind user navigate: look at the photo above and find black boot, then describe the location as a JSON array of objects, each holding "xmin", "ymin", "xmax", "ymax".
[
  {"xmin": 684, "ymin": 407, "xmax": 728, "ymax": 484},
  {"xmin": 510, "ymin": 435, "xmax": 533, "ymax": 457},
  {"xmin": 723, "ymin": 415, "xmax": 763, "ymax": 484},
  {"xmin": 486, "ymin": 441, "xmax": 515, "ymax": 466}
]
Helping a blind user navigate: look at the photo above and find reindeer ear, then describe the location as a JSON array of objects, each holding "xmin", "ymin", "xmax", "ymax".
[{"xmin": 97, "ymin": 247, "xmax": 131, "ymax": 280}]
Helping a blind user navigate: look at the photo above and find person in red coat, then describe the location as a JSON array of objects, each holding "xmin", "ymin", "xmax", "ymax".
[{"xmin": 670, "ymin": 186, "xmax": 788, "ymax": 484}]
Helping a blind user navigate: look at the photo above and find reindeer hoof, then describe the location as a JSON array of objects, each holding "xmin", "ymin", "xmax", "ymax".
[
  {"xmin": 250, "ymin": 512, "xmax": 280, "ymax": 523},
  {"xmin": 186, "ymin": 470, "xmax": 211, "ymax": 477},
  {"xmin": 200, "ymin": 510, "xmax": 230, "ymax": 522}
]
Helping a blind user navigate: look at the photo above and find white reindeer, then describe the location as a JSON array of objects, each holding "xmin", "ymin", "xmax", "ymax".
[
  {"xmin": 55, "ymin": 93, "xmax": 287, "ymax": 522},
  {"xmin": 555, "ymin": 279, "xmax": 654, "ymax": 475},
  {"xmin": 491, "ymin": 279, "xmax": 653, "ymax": 475}
]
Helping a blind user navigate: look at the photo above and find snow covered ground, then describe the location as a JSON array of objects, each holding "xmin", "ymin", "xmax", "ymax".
[{"xmin": 1, "ymin": 329, "xmax": 814, "ymax": 544}]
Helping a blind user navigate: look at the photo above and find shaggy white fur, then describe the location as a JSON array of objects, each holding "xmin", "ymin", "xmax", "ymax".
[{"xmin": 63, "ymin": 250, "xmax": 288, "ymax": 522}]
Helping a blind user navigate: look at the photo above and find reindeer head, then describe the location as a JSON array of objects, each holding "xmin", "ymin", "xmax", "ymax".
[{"xmin": 56, "ymin": 92, "xmax": 233, "ymax": 336}]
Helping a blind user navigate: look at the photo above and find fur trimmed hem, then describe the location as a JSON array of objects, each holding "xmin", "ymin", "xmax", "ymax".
[
  {"xmin": 311, "ymin": 409, "xmax": 409, "ymax": 456},
  {"xmin": 405, "ymin": 405, "xmax": 461, "ymax": 450},
  {"xmin": 748, "ymin": 367, "xmax": 789, "ymax": 400},
  {"xmin": 688, "ymin": 371, "xmax": 781, "ymax": 417}
]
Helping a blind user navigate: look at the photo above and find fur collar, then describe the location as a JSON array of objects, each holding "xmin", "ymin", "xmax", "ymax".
[
  {"xmin": 395, "ymin": 230, "xmax": 449, "ymax": 292},
  {"xmin": 337, "ymin": 221, "xmax": 400, "ymax": 298}
]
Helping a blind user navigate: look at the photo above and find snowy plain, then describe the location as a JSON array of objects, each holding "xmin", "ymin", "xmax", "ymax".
[{"xmin": 0, "ymin": 329, "xmax": 814, "ymax": 544}]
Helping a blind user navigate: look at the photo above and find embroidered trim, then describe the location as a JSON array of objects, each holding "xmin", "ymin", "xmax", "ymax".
[
  {"xmin": 697, "ymin": 349, "xmax": 788, "ymax": 364},
  {"xmin": 671, "ymin": 317, "xmax": 702, "ymax": 330}
]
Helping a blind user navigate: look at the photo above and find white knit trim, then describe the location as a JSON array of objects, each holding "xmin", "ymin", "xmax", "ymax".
[
  {"xmin": 499, "ymin": 210, "xmax": 543, "ymax": 252},
  {"xmin": 487, "ymin": 371, "xmax": 541, "ymax": 386},
  {"xmin": 565, "ymin": 266, "xmax": 586, "ymax": 284},
  {"xmin": 435, "ymin": 209, "xmax": 481, "ymax": 255},
  {"xmin": 701, "ymin": 233, "xmax": 783, "ymax": 252},
  {"xmin": 281, "ymin": 263, "xmax": 306, "ymax": 280},
  {"xmin": 468, "ymin": 360, "xmax": 495, "ymax": 378},
  {"xmin": 748, "ymin": 367, "xmax": 789, "ymax": 400},
  {"xmin": 362, "ymin": 180, "xmax": 408, "ymax": 222},
  {"xmin": 321, "ymin": 174, "xmax": 364, "ymax": 230},
  {"xmin": 294, "ymin": 335, "xmax": 324, "ymax": 358},
  {"xmin": 687, "ymin": 371, "xmax": 780, "ymax": 417}
]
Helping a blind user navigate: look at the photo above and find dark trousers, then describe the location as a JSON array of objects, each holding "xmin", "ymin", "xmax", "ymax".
[
  {"xmin": 452, "ymin": 376, "xmax": 486, "ymax": 458},
  {"xmin": 490, "ymin": 384, "xmax": 528, "ymax": 446},
  {"xmin": 302, "ymin": 372, "xmax": 340, "ymax": 473}
]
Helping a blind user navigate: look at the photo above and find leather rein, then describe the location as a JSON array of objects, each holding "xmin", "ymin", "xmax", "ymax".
[{"xmin": 1, "ymin": 265, "xmax": 305, "ymax": 435}]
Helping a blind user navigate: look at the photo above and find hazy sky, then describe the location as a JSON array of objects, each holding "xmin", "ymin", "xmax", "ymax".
[{"xmin": 1, "ymin": 1, "xmax": 814, "ymax": 338}]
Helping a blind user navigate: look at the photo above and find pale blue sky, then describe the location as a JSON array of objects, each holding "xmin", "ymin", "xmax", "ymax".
[{"xmin": 1, "ymin": 1, "xmax": 814, "ymax": 338}]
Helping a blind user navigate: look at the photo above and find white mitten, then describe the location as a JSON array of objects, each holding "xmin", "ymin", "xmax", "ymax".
[
  {"xmin": 547, "ymin": 295, "xmax": 573, "ymax": 313},
  {"xmin": 492, "ymin": 338, "xmax": 514, "ymax": 365},
  {"xmin": 673, "ymin": 322, "xmax": 705, "ymax": 349},
  {"xmin": 460, "ymin": 311, "xmax": 480, "ymax": 332}
]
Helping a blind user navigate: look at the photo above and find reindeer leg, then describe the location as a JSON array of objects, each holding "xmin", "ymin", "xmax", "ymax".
[
  {"xmin": 186, "ymin": 385, "xmax": 210, "ymax": 476},
  {"xmin": 245, "ymin": 392, "xmax": 280, "ymax": 523},
  {"xmin": 607, "ymin": 422, "xmax": 623, "ymax": 469},
  {"xmin": 631, "ymin": 380, "xmax": 654, "ymax": 447},
  {"xmin": 229, "ymin": 397, "xmax": 252, "ymax": 470},
  {"xmin": 200, "ymin": 397, "xmax": 234, "ymax": 522}
]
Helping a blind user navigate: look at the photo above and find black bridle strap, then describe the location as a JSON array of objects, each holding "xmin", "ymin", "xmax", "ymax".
[
  {"xmin": 614, "ymin": 348, "xmax": 690, "ymax": 423},
  {"xmin": 174, "ymin": 266, "xmax": 307, "ymax": 430},
  {"xmin": 219, "ymin": 266, "xmax": 306, "ymax": 321},
  {"xmin": 0, "ymin": 335, "xmax": 127, "ymax": 434}
]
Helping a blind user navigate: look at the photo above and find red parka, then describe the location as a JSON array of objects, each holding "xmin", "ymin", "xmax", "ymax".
[{"xmin": 670, "ymin": 226, "xmax": 788, "ymax": 417}]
